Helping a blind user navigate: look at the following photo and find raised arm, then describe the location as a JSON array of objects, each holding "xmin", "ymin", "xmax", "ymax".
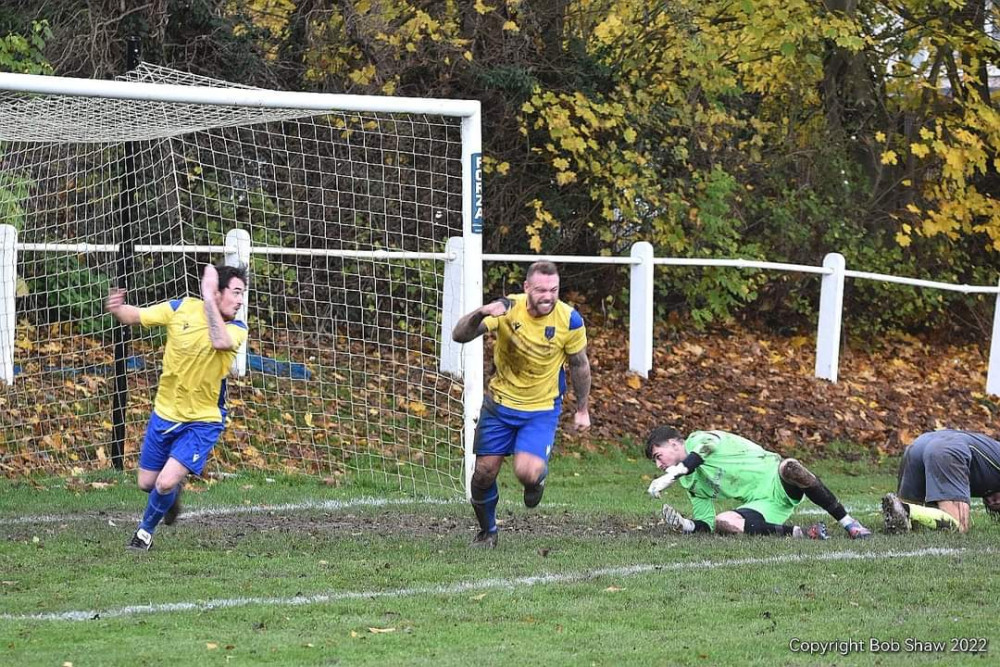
[
  {"xmin": 567, "ymin": 348, "xmax": 591, "ymax": 430},
  {"xmin": 452, "ymin": 298, "xmax": 509, "ymax": 343},
  {"xmin": 201, "ymin": 265, "xmax": 236, "ymax": 351},
  {"xmin": 105, "ymin": 288, "xmax": 141, "ymax": 326}
]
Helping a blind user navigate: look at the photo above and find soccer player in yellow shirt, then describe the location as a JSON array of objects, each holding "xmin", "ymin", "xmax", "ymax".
[
  {"xmin": 452, "ymin": 261, "xmax": 592, "ymax": 548},
  {"xmin": 106, "ymin": 263, "xmax": 248, "ymax": 550}
]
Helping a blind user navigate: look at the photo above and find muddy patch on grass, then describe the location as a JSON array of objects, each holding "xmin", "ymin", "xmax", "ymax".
[
  {"xmin": 2, "ymin": 507, "xmax": 665, "ymax": 543},
  {"xmin": 183, "ymin": 508, "xmax": 662, "ymax": 540}
]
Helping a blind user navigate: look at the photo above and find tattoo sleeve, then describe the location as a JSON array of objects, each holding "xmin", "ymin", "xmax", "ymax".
[
  {"xmin": 568, "ymin": 348, "xmax": 591, "ymax": 411},
  {"xmin": 451, "ymin": 309, "xmax": 488, "ymax": 343},
  {"xmin": 203, "ymin": 298, "xmax": 235, "ymax": 350}
]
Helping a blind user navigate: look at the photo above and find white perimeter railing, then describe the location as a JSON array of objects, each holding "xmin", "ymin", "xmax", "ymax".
[
  {"xmin": 2, "ymin": 231, "xmax": 999, "ymax": 395},
  {"xmin": 473, "ymin": 242, "xmax": 1000, "ymax": 396}
]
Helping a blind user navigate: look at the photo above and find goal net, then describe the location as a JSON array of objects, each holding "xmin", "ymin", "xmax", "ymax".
[{"xmin": 0, "ymin": 64, "xmax": 483, "ymax": 497}]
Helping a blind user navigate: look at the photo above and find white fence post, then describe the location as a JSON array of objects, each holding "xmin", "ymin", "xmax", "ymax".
[
  {"xmin": 988, "ymin": 278, "xmax": 1000, "ymax": 396},
  {"xmin": 629, "ymin": 242, "xmax": 654, "ymax": 378},
  {"xmin": 815, "ymin": 252, "xmax": 846, "ymax": 382},
  {"xmin": 0, "ymin": 225, "xmax": 16, "ymax": 385},
  {"xmin": 225, "ymin": 228, "xmax": 251, "ymax": 377},
  {"xmin": 439, "ymin": 236, "xmax": 464, "ymax": 378}
]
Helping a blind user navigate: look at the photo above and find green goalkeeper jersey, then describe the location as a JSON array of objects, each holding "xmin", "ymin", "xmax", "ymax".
[{"xmin": 678, "ymin": 431, "xmax": 784, "ymax": 529}]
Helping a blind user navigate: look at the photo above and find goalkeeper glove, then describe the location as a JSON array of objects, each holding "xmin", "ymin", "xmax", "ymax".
[
  {"xmin": 662, "ymin": 503, "xmax": 698, "ymax": 534},
  {"xmin": 647, "ymin": 462, "xmax": 689, "ymax": 498}
]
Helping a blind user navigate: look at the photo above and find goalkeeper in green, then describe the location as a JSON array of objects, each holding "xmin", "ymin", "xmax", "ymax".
[{"xmin": 644, "ymin": 426, "xmax": 872, "ymax": 539}]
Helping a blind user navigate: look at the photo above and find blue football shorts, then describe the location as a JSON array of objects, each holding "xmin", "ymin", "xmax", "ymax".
[
  {"xmin": 473, "ymin": 396, "xmax": 561, "ymax": 461},
  {"xmin": 139, "ymin": 411, "xmax": 224, "ymax": 476}
]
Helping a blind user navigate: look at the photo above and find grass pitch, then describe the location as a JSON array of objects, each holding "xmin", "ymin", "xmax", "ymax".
[{"xmin": 1, "ymin": 452, "xmax": 997, "ymax": 666}]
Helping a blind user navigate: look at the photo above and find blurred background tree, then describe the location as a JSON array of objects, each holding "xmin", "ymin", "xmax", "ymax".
[{"xmin": 1, "ymin": 0, "xmax": 998, "ymax": 339}]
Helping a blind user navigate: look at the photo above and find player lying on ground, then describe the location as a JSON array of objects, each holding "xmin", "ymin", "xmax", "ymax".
[
  {"xmin": 452, "ymin": 261, "xmax": 591, "ymax": 549},
  {"xmin": 106, "ymin": 263, "xmax": 248, "ymax": 551},
  {"xmin": 644, "ymin": 427, "xmax": 872, "ymax": 539},
  {"xmin": 882, "ymin": 429, "xmax": 1000, "ymax": 533}
]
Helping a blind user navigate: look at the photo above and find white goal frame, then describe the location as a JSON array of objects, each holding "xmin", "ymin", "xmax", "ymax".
[{"xmin": 0, "ymin": 72, "xmax": 484, "ymax": 496}]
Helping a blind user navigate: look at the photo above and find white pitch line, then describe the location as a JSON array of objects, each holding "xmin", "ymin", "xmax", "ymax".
[
  {"xmin": 3, "ymin": 500, "xmax": 987, "ymax": 526},
  {"xmin": 796, "ymin": 504, "xmax": 992, "ymax": 516},
  {"xmin": 0, "ymin": 497, "xmax": 572, "ymax": 527},
  {"xmin": 797, "ymin": 504, "xmax": 880, "ymax": 516},
  {"xmin": 2, "ymin": 498, "xmax": 988, "ymax": 527},
  {"xmin": 0, "ymin": 547, "xmax": 972, "ymax": 623},
  {"xmin": 0, "ymin": 496, "xmax": 463, "ymax": 526}
]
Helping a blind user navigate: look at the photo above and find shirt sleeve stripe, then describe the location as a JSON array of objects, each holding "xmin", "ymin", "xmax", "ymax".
[{"xmin": 569, "ymin": 309, "xmax": 584, "ymax": 330}]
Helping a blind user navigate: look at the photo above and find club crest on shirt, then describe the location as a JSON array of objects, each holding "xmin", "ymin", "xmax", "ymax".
[{"xmin": 545, "ymin": 326, "xmax": 555, "ymax": 340}]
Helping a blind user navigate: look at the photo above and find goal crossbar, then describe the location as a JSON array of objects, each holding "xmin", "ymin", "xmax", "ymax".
[
  {"xmin": 0, "ymin": 72, "xmax": 480, "ymax": 119},
  {"xmin": 16, "ymin": 243, "xmax": 457, "ymax": 262}
]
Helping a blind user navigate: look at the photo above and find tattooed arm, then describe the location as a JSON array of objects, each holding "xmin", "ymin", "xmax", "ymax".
[
  {"xmin": 452, "ymin": 298, "xmax": 509, "ymax": 343},
  {"xmin": 201, "ymin": 265, "xmax": 236, "ymax": 350},
  {"xmin": 568, "ymin": 347, "xmax": 591, "ymax": 430}
]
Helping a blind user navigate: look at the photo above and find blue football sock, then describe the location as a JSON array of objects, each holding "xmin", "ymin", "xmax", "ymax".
[
  {"xmin": 471, "ymin": 480, "xmax": 499, "ymax": 534},
  {"xmin": 139, "ymin": 487, "xmax": 178, "ymax": 533}
]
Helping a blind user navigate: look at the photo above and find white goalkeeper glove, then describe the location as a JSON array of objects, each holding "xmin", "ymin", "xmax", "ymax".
[{"xmin": 647, "ymin": 463, "xmax": 689, "ymax": 498}]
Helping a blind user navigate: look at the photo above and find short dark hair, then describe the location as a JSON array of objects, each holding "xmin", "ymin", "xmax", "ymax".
[
  {"xmin": 645, "ymin": 426, "xmax": 684, "ymax": 460},
  {"xmin": 217, "ymin": 263, "xmax": 248, "ymax": 291},
  {"xmin": 525, "ymin": 261, "xmax": 558, "ymax": 281}
]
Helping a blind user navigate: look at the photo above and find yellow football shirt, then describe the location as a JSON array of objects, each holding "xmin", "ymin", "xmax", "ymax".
[
  {"xmin": 484, "ymin": 294, "xmax": 587, "ymax": 411},
  {"xmin": 140, "ymin": 298, "xmax": 249, "ymax": 423}
]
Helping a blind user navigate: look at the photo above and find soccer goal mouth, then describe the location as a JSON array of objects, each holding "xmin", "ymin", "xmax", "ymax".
[{"xmin": 0, "ymin": 65, "xmax": 484, "ymax": 498}]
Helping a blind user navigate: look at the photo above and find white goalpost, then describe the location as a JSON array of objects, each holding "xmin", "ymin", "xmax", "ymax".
[{"xmin": 0, "ymin": 65, "xmax": 483, "ymax": 497}]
